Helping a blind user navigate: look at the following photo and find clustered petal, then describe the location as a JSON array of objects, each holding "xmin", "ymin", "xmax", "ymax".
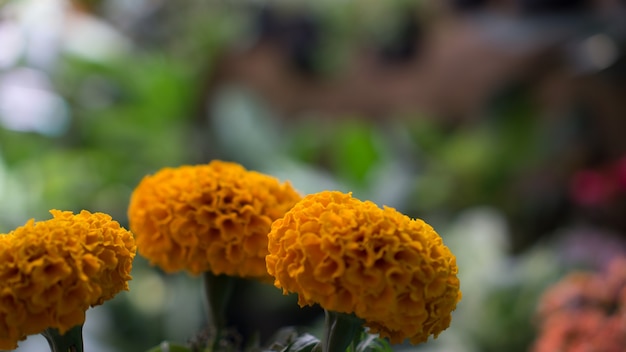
[
  {"xmin": 532, "ymin": 257, "xmax": 626, "ymax": 352},
  {"xmin": 0, "ymin": 210, "xmax": 136, "ymax": 350},
  {"xmin": 128, "ymin": 160, "xmax": 301, "ymax": 278},
  {"xmin": 266, "ymin": 191, "xmax": 462, "ymax": 344}
]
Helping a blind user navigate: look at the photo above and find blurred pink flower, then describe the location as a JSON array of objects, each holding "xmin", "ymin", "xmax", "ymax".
[
  {"xmin": 612, "ymin": 157, "xmax": 626, "ymax": 192},
  {"xmin": 569, "ymin": 169, "xmax": 614, "ymax": 207}
]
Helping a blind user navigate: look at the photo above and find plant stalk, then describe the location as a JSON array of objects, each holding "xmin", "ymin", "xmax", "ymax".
[{"xmin": 41, "ymin": 324, "xmax": 84, "ymax": 352}]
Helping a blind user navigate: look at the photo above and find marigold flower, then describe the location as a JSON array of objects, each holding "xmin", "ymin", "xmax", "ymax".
[
  {"xmin": 266, "ymin": 191, "xmax": 462, "ymax": 344},
  {"xmin": 128, "ymin": 160, "xmax": 301, "ymax": 278},
  {"xmin": 0, "ymin": 210, "xmax": 136, "ymax": 350}
]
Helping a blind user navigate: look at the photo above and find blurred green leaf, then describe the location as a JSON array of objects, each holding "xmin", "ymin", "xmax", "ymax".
[
  {"xmin": 0, "ymin": 130, "xmax": 57, "ymax": 166},
  {"xmin": 287, "ymin": 121, "xmax": 326, "ymax": 165},
  {"xmin": 329, "ymin": 120, "xmax": 381, "ymax": 186},
  {"xmin": 281, "ymin": 333, "xmax": 319, "ymax": 352},
  {"xmin": 262, "ymin": 329, "xmax": 319, "ymax": 352},
  {"xmin": 146, "ymin": 341, "xmax": 193, "ymax": 352}
]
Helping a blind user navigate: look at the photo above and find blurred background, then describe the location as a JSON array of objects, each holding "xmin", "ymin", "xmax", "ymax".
[{"xmin": 1, "ymin": 0, "xmax": 625, "ymax": 351}]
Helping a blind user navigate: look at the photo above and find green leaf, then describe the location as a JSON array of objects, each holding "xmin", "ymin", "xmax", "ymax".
[
  {"xmin": 146, "ymin": 341, "xmax": 193, "ymax": 352},
  {"xmin": 329, "ymin": 121, "xmax": 382, "ymax": 186},
  {"xmin": 354, "ymin": 334, "xmax": 392, "ymax": 352},
  {"xmin": 282, "ymin": 333, "xmax": 320, "ymax": 352},
  {"xmin": 262, "ymin": 328, "xmax": 320, "ymax": 352},
  {"xmin": 320, "ymin": 310, "xmax": 364, "ymax": 352}
]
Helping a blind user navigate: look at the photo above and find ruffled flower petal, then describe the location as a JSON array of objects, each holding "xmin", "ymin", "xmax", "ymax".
[
  {"xmin": 266, "ymin": 191, "xmax": 461, "ymax": 344},
  {"xmin": 0, "ymin": 210, "xmax": 136, "ymax": 350},
  {"xmin": 128, "ymin": 160, "xmax": 301, "ymax": 278}
]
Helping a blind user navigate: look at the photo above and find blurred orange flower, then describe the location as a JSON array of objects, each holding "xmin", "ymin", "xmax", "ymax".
[
  {"xmin": 128, "ymin": 160, "xmax": 301, "ymax": 278},
  {"xmin": 0, "ymin": 210, "xmax": 136, "ymax": 350},
  {"xmin": 532, "ymin": 257, "xmax": 626, "ymax": 352},
  {"xmin": 266, "ymin": 191, "xmax": 461, "ymax": 344}
]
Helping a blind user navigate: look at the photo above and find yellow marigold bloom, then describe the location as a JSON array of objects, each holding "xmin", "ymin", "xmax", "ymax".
[
  {"xmin": 0, "ymin": 210, "xmax": 136, "ymax": 350},
  {"xmin": 267, "ymin": 191, "xmax": 462, "ymax": 345},
  {"xmin": 128, "ymin": 160, "xmax": 301, "ymax": 278}
]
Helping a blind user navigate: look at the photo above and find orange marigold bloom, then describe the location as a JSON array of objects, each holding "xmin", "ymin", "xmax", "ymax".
[
  {"xmin": 0, "ymin": 210, "xmax": 136, "ymax": 350},
  {"xmin": 267, "ymin": 191, "xmax": 462, "ymax": 345},
  {"xmin": 128, "ymin": 160, "xmax": 301, "ymax": 278}
]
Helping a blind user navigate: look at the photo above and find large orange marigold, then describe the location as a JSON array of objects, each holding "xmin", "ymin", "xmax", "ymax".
[
  {"xmin": 128, "ymin": 160, "xmax": 301, "ymax": 278},
  {"xmin": 266, "ymin": 191, "xmax": 461, "ymax": 344},
  {"xmin": 0, "ymin": 210, "xmax": 136, "ymax": 350}
]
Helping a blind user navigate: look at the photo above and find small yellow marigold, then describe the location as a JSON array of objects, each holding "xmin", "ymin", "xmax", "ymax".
[
  {"xmin": 0, "ymin": 210, "xmax": 136, "ymax": 350},
  {"xmin": 266, "ymin": 191, "xmax": 462, "ymax": 345},
  {"xmin": 128, "ymin": 160, "xmax": 301, "ymax": 278}
]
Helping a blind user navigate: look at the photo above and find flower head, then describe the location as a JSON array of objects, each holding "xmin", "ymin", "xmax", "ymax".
[
  {"xmin": 128, "ymin": 160, "xmax": 301, "ymax": 278},
  {"xmin": 266, "ymin": 191, "xmax": 461, "ymax": 344},
  {"xmin": 0, "ymin": 210, "xmax": 136, "ymax": 350},
  {"xmin": 532, "ymin": 257, "xmax": 626, "ymax": 352}
]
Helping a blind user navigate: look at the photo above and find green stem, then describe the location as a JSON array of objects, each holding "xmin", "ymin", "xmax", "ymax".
[
  {"xmin": 202, "ymin": 272, "xmax": 236, "ymax": 351},
  {"xmin": 320, "ymin": 310, "xmax": 364, "ymax": 352},
  {"xmin": 41, "ymin": 324, "xmax": 84, "ymax": 352}
]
